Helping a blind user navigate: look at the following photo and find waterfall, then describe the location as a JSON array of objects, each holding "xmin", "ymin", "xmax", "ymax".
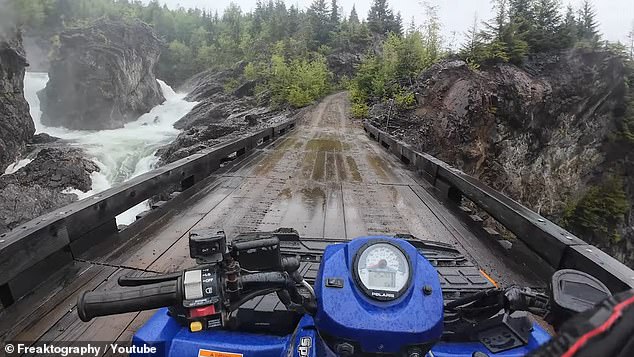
[{"xmin": 22, "ymin": 72, "xmax": 198, "ymax": 224}]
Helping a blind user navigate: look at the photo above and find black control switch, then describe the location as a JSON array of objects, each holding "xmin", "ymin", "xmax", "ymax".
[{"xmin": 326, "ymin": 278, "xmax": 344, "ymax": 288}]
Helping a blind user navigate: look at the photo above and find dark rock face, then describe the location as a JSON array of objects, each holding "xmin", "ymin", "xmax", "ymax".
[
  {"xmin": 31, "ymin": 133, "xmax": 60, "ymax": 144},
  {"xmin": 0, "ymin": 29, "xmax": 35, "ymax": 172},
  {"xmin": 0, "ymin": 184, "xmax": 75, "ymax": 233},
  {"xmin": 373, "ymin": 51, "xmax": 633, "ymax": 265},
  {"xmin": 327, "ymin": 51, "xmax": 362, "ymax": 79},
  {"xmin": 39, "ymin": 19, "xmax": 165, "ymax": 130},
  {"xmin": 180, "ymin": 68, "xmax": 233, "ymax": 102},
  {"xmin": 159, "ymin": 66, "xmax": 290, "ymax": 164},
  {"xmin": 0, "ymin": 147, "xmax": 99, "ymax": 233},
  {"xmin": 379, "ymin": 52, "xmax": 624, "ymax": 215}
]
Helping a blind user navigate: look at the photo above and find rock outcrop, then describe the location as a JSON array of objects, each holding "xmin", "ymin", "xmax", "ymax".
[
  {"xmin": 0, "ymin": 29, "xmax": 35, "ymax": 172},
  {"xmin": 370, "ymin": 51, "xmax": 633, "ymax": 266},
  {"xmin": 0, "ymin": 147, "xmax": 99, "ymax": 233},
  {"xmin": 39, "ymin": 18, "xmax": 165, "ymax": 130},
  {"xmin": 327, "ymin": 51, "xmax": 362, "ymax": 79},
  {"xmin": 158, "ymin": 65, "xmax": 289, "ymax": 164}
]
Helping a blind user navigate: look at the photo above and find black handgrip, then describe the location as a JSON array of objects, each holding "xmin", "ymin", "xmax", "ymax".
[
  {"xmin": 241, "ymin": 272, "xmax": 294, "ymax": 290},
  {"xmin": 77, "ymin": 280, "xmax": 181, "ymax": 322}
]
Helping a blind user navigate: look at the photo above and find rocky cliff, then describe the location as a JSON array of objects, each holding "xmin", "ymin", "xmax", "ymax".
[
  {"xmin": 39, "ymin": 18, "xmax": 165, "ymax": 130},
  {"xmin": 158, "ymin": 64, "xmax": 290, "ymax": 164},
  {"xmin": 371, "ymin": 51, "xmax": 633, "ymax": 266},
  {"xmin": 0, "ymin": 29, "xmax": 35, "ymax": 172}
]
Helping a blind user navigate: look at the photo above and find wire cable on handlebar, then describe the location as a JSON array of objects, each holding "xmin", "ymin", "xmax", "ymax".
[{"xmin": 228, "ymin": 288, "xmax": 281, "ymax": 312}]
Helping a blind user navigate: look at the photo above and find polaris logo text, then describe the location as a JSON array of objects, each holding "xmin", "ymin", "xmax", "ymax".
[{"xmin": 371, "ymin": 291, "xmax": 395, "ymax": 298}]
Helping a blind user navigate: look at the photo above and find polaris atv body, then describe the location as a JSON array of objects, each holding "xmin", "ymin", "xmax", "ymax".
[{"xmin": 78, "ymin": 229, "xmax": 609, "ymax": 357}]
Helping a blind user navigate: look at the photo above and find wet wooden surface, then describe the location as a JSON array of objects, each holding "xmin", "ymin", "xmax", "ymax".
[{"xmin": 0, "ymin": 93, "xmax": 542, "ymax": 350}]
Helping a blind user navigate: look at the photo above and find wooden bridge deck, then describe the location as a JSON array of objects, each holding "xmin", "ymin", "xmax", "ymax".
[{"xmin": 0, "ymin": 93, "xmax": 542, "ymax": 351}]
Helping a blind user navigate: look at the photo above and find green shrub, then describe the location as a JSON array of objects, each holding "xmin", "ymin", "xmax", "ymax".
[
  {"xmin": 351, "ymin": 103, "xmax": 369, "ymax": 118},
  {"xmin": 563, "ymin": 177, "xmax": 629, "ymax": 243},
  {"xmin": 288, "ymin": 85, "xmax": 314, "ymax": 107},
  {"xmin": 223, "ymin": 78, "xmax": 240, "ymax": 94},
  {"xmin": 466, "ymin": 58, "xmax": 481, "ymax": 71},
  {"xmin": 244, "ymin": 62, "xmax": 259, "ymax": 81},
  {"xmin": 253, "ymin": 53, "xmax": 332, "ymax": 108},
  {"xmin": 394, "ymin": 90, "xmax": 416, "ymax": 110}
]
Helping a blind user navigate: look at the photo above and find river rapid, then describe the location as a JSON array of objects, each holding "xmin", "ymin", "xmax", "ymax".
[{"xmin": 19, "ymin": 72, "xmax": 198, "ymax": 224}]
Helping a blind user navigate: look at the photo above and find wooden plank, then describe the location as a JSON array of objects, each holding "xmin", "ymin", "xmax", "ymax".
[
  {"xmin": 341, "ymin": 183, "xmax": 368, "ymax": 239},
  {"xmin": 112, "ymin": 177, "xmax": 241, "ymax": 270},
  {"xmin": 7, "ymin": 248, "xmax": 74, "ymax": 302},
  {"xmin": 0, "ymin": 261, "xmax": 94, "ymax": 339},
  {"xmin": 407, "ymin": 184, "xmax": 541, "ymax": 288},
  {"xmin": 390, "ymin": 185, "xmax": 458, "ymax": 245},
  {"xmin": 35, "ymin": 269, "xmax": 148, "ymax": 343},
  {"xmin": 323, "ymin": 183, "xmax": 346, "ymax": 239},
  {"xmin": 146, "ymin": 179, "xmax": 266, "ymax": 273},
  {"xmin": 10, "ymin": 265, "xmax": 117, "ymax": 343},
  {"xmin": 0, "ymin": 224, "xmax": 70, "ymax": 286},
  {"xmin": 103, "ymin": 310, "xmax": 157, "ymax": 357}
]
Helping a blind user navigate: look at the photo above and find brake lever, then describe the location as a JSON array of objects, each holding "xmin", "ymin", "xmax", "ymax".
[
  {"xmin": 504, "ymin": 286, "xmax": 549, "ymax": 317},
  {"xmin": 118, "ymin": 272, "xmax": 182, "ymax": 286}
]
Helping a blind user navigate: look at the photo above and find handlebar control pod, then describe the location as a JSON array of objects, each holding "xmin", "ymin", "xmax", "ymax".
[{"xmin": 77, "ymin": 279, "xmax": 182, "ymax": 322}]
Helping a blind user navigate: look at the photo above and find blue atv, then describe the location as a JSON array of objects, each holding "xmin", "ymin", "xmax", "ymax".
[{"xmin": 77, "ymin": 229, "xmax": 610, "ymax": 357}]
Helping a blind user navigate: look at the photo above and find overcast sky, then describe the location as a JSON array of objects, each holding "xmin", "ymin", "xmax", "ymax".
[{"xmin": 150, "ymin": 0, "xmax": 634, "ymax": 48}]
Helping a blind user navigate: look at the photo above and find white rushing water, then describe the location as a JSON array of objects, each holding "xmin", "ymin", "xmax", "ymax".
[
  {"xmin": 22, "ymin": 72, "xmax": 198, "ymax": 224},
  {"xmin": 3, "ymin": 158, "xmax": 33, "ymax": 175}
]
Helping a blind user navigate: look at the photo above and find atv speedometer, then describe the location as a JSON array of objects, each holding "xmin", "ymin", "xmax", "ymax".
[{"xmin": 353, "ymin": 241, "xmax": 412, "ymax": 301}]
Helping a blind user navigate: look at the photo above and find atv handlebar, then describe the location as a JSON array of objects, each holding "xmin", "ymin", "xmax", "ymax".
[
  {"xmin": 76, "ymin": 270, "xmax": 304, "ymax": 322},
  {"xmin": 77, "ymin": 279, "xmax": 182, "ymax": 322}
]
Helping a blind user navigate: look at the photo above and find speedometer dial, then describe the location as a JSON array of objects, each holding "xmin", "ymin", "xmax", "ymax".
[{"xmin": 354, "ymin": 241, "xmax": 411, "ymax": 300}]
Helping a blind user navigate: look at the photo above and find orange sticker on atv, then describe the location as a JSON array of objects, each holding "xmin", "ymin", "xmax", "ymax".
[{"xmin": 198, "ymin": 349, "xmax": 243, "ymax": 357}]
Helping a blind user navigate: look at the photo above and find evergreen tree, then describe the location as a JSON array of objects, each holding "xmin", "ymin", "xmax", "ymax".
[
  {"xmin": 287, "ymin": 5, "xmax": 300, "ymax": 35},
  {"xmin": 509, "ymin": 0, "xmax": 534, "ymax": 23},
  {"xmin": 421, "ymin": 2, "xmax": 441, "ymax": 62},
  {"xmin": 482, "ymin": 0, "xmax": 527, "ymax": 63},
  {"xmin": 251, "ymin": 0, "xmax": 265, "ymax": 35},
  {"xmin": 349, "ymin": 5, "xmax": 359, "ymax": 25},
  {"xmin": 509, "ymin": 0, "xmax": 534, "ymax": 39},
  {"xmin": 407, "ymin": 17, "xmax": 417, "ymax": 35},
  {"xmin": 221, "ymin": 3, "xmax": 243, "ymax": 48},
  {"xmin": 627, "ymin": 20, "xmax": 634, "ymax": 61},
  {"xmin": 391, "ymin": 12, "xmax": 403, "ymax": 36},
  {"xmin": 577, "ymin": 0, "xmax": 600, "ymax": 47},
  {"xmin": 368, "ymin": 0, "xmax": 395, "ymax": 36},
  {"xmin": 558, "ymin": 5, "xmax": 578, "ymax": 49},
  {"xmin": 482, "ymin": 0, "xmax": 509, "ymax": 61},
  {"xmin": 330, "ymin": 0, "xmax": 340, "ymax": 28},
  {"xmin": 461, "ymin": 14, "xmax": 486, "ymax": 63},
  {"xmin": 485, "ymin": 0, "xmax": 509, "ymax": 42},
  {"xmin": 307, "ymin": 0, "xmax": 331, "ymax": 48},
  {"xmin": 531, "ymin": 0, "xmax": 562, "ymax": 52}
]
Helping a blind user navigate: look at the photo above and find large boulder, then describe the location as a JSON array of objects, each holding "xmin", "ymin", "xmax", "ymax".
[
  {"xmin": 0, "ymin": 147, "xmax": 99, "ymax": 233},
  {"xmin": 0, "ymin": 29, "xmax": 35, "ymax": 172},
  {"xmin": 39, "ymin": 18, "xmax": 165, "ymax": 130},
  {"xmin": 327, "ymin": 51, "xmax": 362, "ymax": 79}
]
